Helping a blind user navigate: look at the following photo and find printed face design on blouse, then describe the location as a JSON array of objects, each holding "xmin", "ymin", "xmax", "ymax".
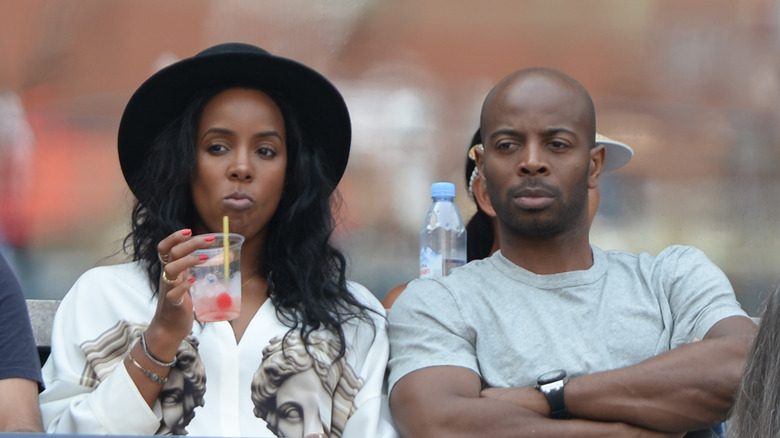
[
  {"xmin": 79, "ymin": 320, "xmax": 206, "ymax": 436},
  {"xmin": 251, "ymin": 331, "xmax": 365, "ymax": 438},
  {"xmin": 160, "ymin": 346, "xmax": 206, "ymax": 435}
]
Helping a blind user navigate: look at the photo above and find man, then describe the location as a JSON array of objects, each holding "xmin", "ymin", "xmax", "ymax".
[
  {"xmin": 387, "ymin": 67, "xmax": 755, "ymax": 437},
  {"xmin": 0, "ymin": 252, "xmax": 44, "ymax": 432}
]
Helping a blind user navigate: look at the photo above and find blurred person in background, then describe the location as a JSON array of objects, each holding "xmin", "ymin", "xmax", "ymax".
[
  {"xmin": 387, "ymin": 67, "xmax": 755, "ymax": 437},
  {"xmin": 0, "ymin": 90, "xmax": 35, "ymax": 250},
  {"xmin": 0, "ymin": 251, "xmax": 44, "ymax": 432},
  {"xmin": 39, "ymin": 42, "xmax": 396, "ymax": 438},
  {"xmin": 728, "ymin": 285, "xmax": 780, "ymax": 438}
]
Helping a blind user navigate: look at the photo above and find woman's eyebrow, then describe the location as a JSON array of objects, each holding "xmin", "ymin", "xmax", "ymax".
[{"xmin": 200, "ymin": 128, "xmax": 283, "ymax": 141}]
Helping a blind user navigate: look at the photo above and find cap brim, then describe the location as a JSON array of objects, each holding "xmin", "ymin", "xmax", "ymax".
[{"xmin": 596, "ymin": 138, "xmax": 633, "ymax": 172}]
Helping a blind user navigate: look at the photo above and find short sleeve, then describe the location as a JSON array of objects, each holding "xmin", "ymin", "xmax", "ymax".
[
  {"xmin": 660, "ymin": 246, "xmax": 748, "ymax": 346},
  {"xmin": 387, "ymin": 278, "xmax": 478, "ymax": 395},
  {"xmin": 0, "ymin": 254, "xmax": 44, "ymax": 390}
]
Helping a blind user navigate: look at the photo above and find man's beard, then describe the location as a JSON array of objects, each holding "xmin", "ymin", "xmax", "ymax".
[{"xmin": 486, "ymin": 173, "xmax": 589, "ymax": 238}]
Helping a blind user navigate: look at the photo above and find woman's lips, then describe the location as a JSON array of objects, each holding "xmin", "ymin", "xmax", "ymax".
[{"xmin": 223, "ymin": 192, "xmax": 254, "ymax": 210}]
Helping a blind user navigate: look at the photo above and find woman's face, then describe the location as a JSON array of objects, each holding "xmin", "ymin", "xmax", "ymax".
[{"xmin": 191, "ymin": 88, "xmax": 287, "ymax": 241}]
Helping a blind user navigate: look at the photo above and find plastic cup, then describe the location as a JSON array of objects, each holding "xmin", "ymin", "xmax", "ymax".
[{"xmin": 189, "ymin": 233, "xmax": 244, "ymax": 322}]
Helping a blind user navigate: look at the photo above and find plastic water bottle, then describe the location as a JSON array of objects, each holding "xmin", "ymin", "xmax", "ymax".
[{"xmin": 420, "ymin": 182, "xmax": 467, "ymax": 278}]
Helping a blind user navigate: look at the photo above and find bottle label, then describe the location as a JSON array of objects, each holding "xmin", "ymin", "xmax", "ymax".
[
  {"xmin": 420, "ymin": 247, "xmax": 442, "ymax": 278},
  {"xmin": 421, "ymin": 248, "xmax": 466, "ymax": 278}
]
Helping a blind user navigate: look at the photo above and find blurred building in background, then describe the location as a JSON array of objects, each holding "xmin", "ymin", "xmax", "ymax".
[{"xmin": 1, "ymin": 0, "xmax": 778, "ymax": 314}]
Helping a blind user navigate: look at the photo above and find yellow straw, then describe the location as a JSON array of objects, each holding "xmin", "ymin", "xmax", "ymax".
[{"xmin": 223, "ymin": 216, "xmax": 230, "ymax": 281}]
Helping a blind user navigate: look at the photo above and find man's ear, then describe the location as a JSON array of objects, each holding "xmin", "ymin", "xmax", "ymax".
[
  {"xmin": 473, "ymin": 174, "xmax": 496, "ymax": 218},
  {"xmin": 473, "ymin": 147, "xmax": 497, "ymax": 218},
  {"xmin": 589, "ymin": 144, "xmax": 606, "ymax": 189}
]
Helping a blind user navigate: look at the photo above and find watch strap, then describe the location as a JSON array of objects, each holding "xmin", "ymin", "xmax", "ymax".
[{"xmin": 537, "ymin": 379, "xmax": 570, "ymax": 419}]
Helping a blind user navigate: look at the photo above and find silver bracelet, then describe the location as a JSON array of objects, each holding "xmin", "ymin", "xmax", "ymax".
[
  {"xmin": 140, "ymin": 332, "xmax": 177, "ymax": 367},
  {"xmin": 127, "ymin": 353, "xmax": 168, "ymax": 385}
]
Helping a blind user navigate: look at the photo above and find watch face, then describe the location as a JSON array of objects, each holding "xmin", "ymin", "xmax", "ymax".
[{"xmin": 538, "ymin": 369, "xmax": 566, "ymax": 385}]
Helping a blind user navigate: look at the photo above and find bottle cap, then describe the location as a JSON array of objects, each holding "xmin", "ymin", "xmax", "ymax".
[{"xmin": 431, "ymin": 182, "xmax": 456, "ymax": 199}]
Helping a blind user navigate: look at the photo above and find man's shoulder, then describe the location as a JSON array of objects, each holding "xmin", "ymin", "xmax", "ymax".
[
  {"xmin": 390, "ymin": 259, "xmax": 500, "ymax": 322},
  {"xmin": 403, "ymin": 259, "xmax": 495, "ymax": 296},
  {"xmin": 601, "ymin": 244, "xmax": 706, "ymax": 267}
]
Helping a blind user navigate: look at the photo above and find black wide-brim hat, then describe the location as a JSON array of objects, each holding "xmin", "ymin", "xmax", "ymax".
[{"xmin": 118, "ymin": 42, "xmax": 351, "ymax": 199}]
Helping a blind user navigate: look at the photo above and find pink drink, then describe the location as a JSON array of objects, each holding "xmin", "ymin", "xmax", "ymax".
[
  {"xmin": 191, "ymin": 274, "xmax": 242, "ymax": 322},
  {"xmin": 189, "ymin": 233, "xmax": 244, "ymax": 322}
]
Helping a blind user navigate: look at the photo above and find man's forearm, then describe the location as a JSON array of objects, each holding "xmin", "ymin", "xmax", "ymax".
[
  {"xmin": 567, "ymin": 333, "xmax": 748, "ymax": 431},
  {"xmin": 396, "ymin": 393, "xmax": 680, "ymax": 438},
  {"xmin": 482, "ymin": 324, "xmax": 753, "ymax": 432},
  {"xmin": 392, "ymin": 367, "xmax": 680, "ymax": 438},
  {"xmin": 0, "ymin": 378, "xmax": 43, "ymax": 432}
]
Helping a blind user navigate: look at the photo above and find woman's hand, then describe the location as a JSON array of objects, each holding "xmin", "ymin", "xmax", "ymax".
[{"xmin": 146, "ymin": 229, "xmax": 215, "ymax": 358}]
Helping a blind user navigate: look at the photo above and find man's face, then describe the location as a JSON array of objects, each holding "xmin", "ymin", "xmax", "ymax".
[{"xmin": 479, "ymin": 73, "xmax": 595, "ymax": 238}]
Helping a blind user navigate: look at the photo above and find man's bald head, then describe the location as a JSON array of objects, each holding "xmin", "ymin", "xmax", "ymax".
[{"xmin": 480, "ymin": 67, "xmax": 596, "ymax": 147}]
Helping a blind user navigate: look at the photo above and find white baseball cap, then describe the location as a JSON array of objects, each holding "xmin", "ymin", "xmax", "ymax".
[{"xmin": 596, "ymin": 133, "xmax": 634, "ymax": 171}]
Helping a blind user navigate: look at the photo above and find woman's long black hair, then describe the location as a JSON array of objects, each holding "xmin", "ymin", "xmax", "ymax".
[
  {"xmin": 729, "ymin": 287, "xmax": 780, "ymax": 438},
  {"xmin": 465, "ymin": 128, "xmax": 494, "ymax": 262},
  {"xmin": 123, "ymin": 85, "xmax": 374, "ymax": 359}
]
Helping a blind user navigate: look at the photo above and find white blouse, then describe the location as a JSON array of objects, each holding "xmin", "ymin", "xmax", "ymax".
[{"xmin": 40, "ymin": 262, "xmax": 398, "ymax": 438}]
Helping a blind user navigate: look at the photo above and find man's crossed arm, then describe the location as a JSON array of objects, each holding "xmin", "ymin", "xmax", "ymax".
[{"xmin": 389, "ymin": 315, "xmax": 755, "ymax": 438}]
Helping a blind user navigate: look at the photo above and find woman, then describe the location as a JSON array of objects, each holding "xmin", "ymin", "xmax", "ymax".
[
  {"xmin": 728, "ymin": 286, "xmax": 780, "ymax": 438},
  {"xmin": 40, "ymin": 42, "xmax": 395, "ymax": 438}
]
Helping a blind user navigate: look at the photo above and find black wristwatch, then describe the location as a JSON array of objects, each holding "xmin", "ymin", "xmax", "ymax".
[{"xmin": 535, "ymin": 369, "xmax": 570, "ymax": 419}]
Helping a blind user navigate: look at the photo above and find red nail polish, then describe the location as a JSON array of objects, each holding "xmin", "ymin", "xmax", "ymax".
[
  {"xmin": 182, "ymin": 229, "xmax": 192, "ymax": 236},
  {"xmin": 204, "ymin": 235, "xmax": 216, "ymax": 242},
  {"xmin": 198, "ymin": 254, "xmax": 209, "ymax": 261},
  {"xmin": 188, "ymin": 277, "xmax": 196, "ymax": 283}
]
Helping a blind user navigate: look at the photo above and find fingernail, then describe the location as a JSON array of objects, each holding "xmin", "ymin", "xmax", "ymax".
[
  {"xmin": 198, "ymin": 254, "xmax": 209, "ymax": 261},
  {"xmin": 188, "ymin": 277, "xmax": 196, "ymax": 283},
  {"xmin": 204, "ymin": 235, "xmax": 216, "ymax": 242},
  {"xmin": 182, "ymin": 229, "xmax": 192, "ymax": 236}
]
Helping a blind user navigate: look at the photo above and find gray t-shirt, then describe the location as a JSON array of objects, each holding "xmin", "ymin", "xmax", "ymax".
[{"xmin": 387, "ymin": 245, "xmax": 747, "ymax": 393}]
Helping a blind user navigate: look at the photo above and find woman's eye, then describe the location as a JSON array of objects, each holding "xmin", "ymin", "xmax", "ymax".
[
  {"xmin": 256, "ymin": 147, "xmax": 277, "ymax": 158},
  {"xmin": 206, "ymin": 143, "xmax": 228, "ymax": 154}
]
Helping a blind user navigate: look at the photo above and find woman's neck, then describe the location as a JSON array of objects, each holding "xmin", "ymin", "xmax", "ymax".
[{"xmin": 239, "ymin": 232, "xmax": 265, "ymax": 279}]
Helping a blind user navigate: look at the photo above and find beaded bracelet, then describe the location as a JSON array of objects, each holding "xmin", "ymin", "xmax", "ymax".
[
  {"xmin": 140, "ymin": 332, "xmax": 177, "ymax": 367},
  {"xmin": 127, "ymin": 353, "xmax": 168, "ymax": 385}
]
